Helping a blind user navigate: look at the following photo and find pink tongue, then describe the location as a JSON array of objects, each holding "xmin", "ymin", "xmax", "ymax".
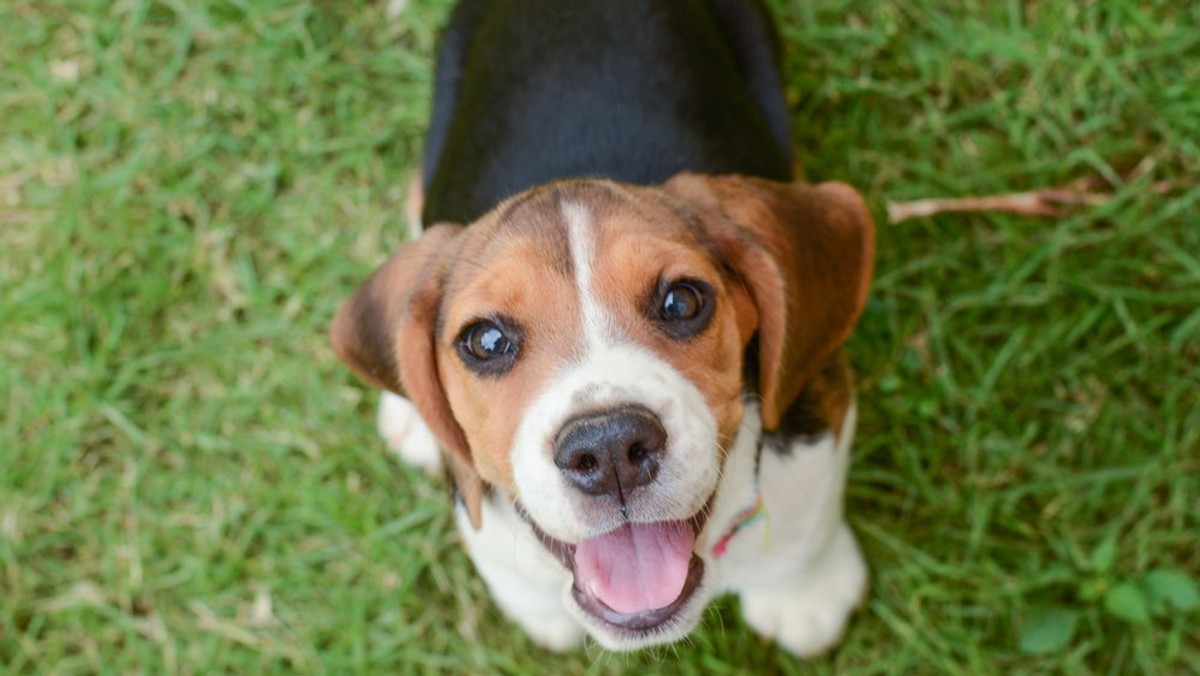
[{"xmin": 574, "ymin": 521, "xmax": 695, "ymax": 615}]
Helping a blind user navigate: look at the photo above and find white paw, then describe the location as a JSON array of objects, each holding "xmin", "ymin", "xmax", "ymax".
[
  {"xmin": 739, "ymin": 523, "xmax": 868, "ymax": 657},
  {"xmin": 377, "ymin": 391, "xmax": 442, "ymax": 476}
]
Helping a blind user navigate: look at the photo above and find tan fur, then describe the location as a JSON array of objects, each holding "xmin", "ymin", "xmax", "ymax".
[
  {"xmin": 331, "ymin": 175, "xmax": 875, "ymax": 527},
  {"xmin": 584, "ymin": 194, "xmax": 753, "ymax": 445},
  {"xmin": 330, "ymin": 224, "xmax": 487, "ymax": 526},
  {"xmin": 796, "ymin": 352, "xmax": 857, "ymax": 438},
  {"xmin": 660, "ymin": 174, "xmax": 875, "ymax": 431},
  {"xmin": 405, "ymin": 174, "xmax": 424, "ymax": 236},
  {"xmin": 438, "ymin": 220, "xmax": 583, "ymax": 494}
]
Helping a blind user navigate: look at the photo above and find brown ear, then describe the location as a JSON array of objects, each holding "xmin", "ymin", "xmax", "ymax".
[
  {"xmin": 329, "ymin": 224, "xmax": 486, "ymax": 528},
  {"xmin": 663, "ymin": 174, "xmax": 875, "ymax": 431}
]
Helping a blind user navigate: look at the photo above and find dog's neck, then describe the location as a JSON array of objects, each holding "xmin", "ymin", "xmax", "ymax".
[
  {"xmin": 703, "ymin": 401, "xmax": 767, "ymax": 558},
  {"xmin": 709, "ymin": 397, "xmax": 858, "ymax": 595}
]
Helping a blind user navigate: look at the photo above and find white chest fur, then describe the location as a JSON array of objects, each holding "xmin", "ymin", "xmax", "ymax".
[{"xmin": 449, "ymin": 398, "xmax": 868, "ymax": 657}]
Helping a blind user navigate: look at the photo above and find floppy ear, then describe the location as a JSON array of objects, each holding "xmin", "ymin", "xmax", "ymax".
[
  {"xmin": 329, "ymin": 224, "xmax": 486, "ymax": 528},
  {"xmin": 663, "ymin": 174, "xmax": 875, "ymax": 431}
]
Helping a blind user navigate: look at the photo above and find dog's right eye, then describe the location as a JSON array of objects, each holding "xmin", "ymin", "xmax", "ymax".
[{"xmin": 456, "ymin": 318, "xmax": 521, "ymax": 375}]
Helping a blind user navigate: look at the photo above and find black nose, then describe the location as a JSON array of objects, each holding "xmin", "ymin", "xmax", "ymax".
[{"xmin": 553, "ymin": 406, "xmax": 667, "ymax": 497}]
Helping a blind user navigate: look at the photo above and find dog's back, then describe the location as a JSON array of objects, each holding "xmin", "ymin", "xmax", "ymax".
[{"xmin": 422, "ymin": 0, "xmax": 794, "ymax": 224}]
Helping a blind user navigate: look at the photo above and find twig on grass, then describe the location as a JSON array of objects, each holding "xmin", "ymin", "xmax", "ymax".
[{"xmin": 886, "ymin": 176, "xmax": 1190, "ymax": 224}]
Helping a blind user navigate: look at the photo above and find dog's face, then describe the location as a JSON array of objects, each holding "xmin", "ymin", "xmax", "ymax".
[{"xmin": 331, "ymin": 174, "xmax": 873, "ymax": 647}]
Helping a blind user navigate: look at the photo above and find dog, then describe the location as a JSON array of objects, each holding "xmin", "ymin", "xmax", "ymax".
[{"xmin": 330, "ymin": 0, "xmax": 875, "ymax": 656}]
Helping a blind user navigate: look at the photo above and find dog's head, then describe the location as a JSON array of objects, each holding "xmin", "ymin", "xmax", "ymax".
[{"xmin": 331, "ymin": 174, "xmax": 874, "ymax": 647}]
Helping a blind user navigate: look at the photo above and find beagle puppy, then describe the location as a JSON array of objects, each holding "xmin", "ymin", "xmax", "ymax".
[{"xmin": 331, "ymin": 0, "xmax": 875, "ymax": 657}]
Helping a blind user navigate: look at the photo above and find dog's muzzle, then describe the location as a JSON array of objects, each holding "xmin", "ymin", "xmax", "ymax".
[{"xmin": 519, "ymin": 405, "xmax": 712, "ymax": 632}]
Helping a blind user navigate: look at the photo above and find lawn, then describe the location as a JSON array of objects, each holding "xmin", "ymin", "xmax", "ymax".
[{"xmin": 2, "ymin": 0, "xmax": 1197, "ymax": 673}]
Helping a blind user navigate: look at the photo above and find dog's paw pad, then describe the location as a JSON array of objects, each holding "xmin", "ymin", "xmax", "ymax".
[{"xmin": 377, "ymin": 391, "xmax": 442, "ymax": 476}]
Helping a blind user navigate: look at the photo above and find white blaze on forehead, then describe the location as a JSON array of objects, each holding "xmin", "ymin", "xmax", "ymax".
[
  {"xmin": 506, "ymin": 197, "xmax": 721, "ymax": 544},
  {"xmin": 562, "ymin": 199, "xmax": 614, "ymax": 347}
]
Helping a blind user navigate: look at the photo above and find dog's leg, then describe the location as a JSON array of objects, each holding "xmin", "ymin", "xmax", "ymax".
[
  {"xmin": 377, "ymin": 390, "xmax": 442, "ymax": 476},
  {"xmin": 738, "ymin": 521, "xmax": 867, "ymax": 657},
  {"xmin": 456, "ymin": 498, "xmax": 585, "ymax": 651},
  {"xmin": 733, "ymin": 403, "xmax": 868, "ymax": 657}
]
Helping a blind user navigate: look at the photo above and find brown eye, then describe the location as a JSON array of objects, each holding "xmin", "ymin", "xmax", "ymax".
[
  {"xmin": 651, "ymin": 279, "xmax": 714, "ymax": 339},
  {"xmin": 456, "ymin": 318, "xmax": 521, "ymax": 375},
  {"xmin": 661, "ymin": 283, "xmax": 704, "ymax": 321}
]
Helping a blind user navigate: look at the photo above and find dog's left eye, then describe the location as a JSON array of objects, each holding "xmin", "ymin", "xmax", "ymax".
[
  {"xmin": 652, "ymin": 279, "xmax": 714, "ymax": 339},
  {"xmin": 662, "ymin": 283, "xmax": 704, "ymax": 320},
  {"xmin": 456, "ymin": 318, "xmax": 520, "ymax": 375}
]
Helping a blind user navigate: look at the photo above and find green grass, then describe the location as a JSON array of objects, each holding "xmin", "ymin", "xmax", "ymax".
[{"xmin": 2, "ymin": 0, "xmax": 1196, "ymax": 672}]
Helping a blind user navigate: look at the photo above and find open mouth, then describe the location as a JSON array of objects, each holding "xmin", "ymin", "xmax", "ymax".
[{"xmin": 521, "ymin": 503, "xmax": 711, "ymax": 633}]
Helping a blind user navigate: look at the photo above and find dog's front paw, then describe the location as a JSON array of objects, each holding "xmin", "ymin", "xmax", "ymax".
[
  {"xmin": 739, "ymin": 523, "xmax": 868, "ymax": 657},
  {"xmin": 377, "ymin": 391, "xmax": 442, "ymax": 476}
]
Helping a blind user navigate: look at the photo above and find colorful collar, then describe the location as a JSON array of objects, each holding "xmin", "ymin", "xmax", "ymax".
[{"xmin": 710, "ymin": 496, "xmax": 768, "ymax": 559}]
